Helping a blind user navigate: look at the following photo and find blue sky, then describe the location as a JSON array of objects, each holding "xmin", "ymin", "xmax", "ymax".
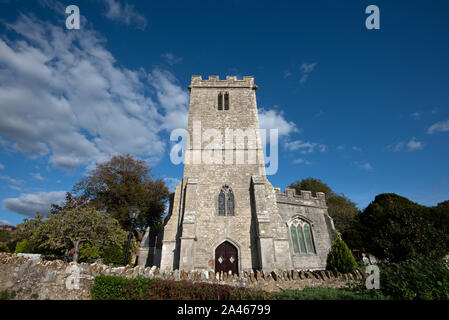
[{"xmin": 0, "ymin": 0, "xmax": 448, "ymax": 226}]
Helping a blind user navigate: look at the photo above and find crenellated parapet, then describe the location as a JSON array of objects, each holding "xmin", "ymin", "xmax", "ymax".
[
  {"xmin": 275, "ymin": 188, "xmax": 327, "ymax": 208},
  {"xmin": 188, "ymin": 75, "xmax": 258, "ymax": 90}
]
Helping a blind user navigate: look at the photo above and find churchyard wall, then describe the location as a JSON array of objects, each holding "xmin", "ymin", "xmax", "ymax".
[{"xmin": 0, "ymin": 252, "xmax": 364, "ymax": 300}]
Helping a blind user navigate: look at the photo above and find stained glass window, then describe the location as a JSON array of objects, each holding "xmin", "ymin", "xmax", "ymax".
[
  {"xmin": 297, "ymin": 225, "xmax": 307, "ymax": 253},
  {"xmin": 218, "ymin": 189, "xmax": 225, "ymax": 215},
  {"xmin": 304, "ymin": 224, "xmax": 315, "ymax": 254},
  {"xmin": 290, "ymin": 225, "xmax": 299, "ymax": 253},
  {"xmin": 227, "ymin": 190, "xmax": 234, "ymax": 216},
  {"xmin": 289, "ymin": 218, "xmax": 316, "ymax": 254}
]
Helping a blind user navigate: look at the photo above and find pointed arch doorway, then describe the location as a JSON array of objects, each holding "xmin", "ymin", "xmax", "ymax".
[{"xmin": 215, "ymin": 241, "xmax": 238, "ymax": 275}]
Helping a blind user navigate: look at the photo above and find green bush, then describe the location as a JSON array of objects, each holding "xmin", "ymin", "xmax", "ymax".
[
  {"xmin": 101, "ymin": 244, "xmax": 130, "ymax": 266},
  {"xmin": 272, "ymin": 286, "xmax": 387, "ymax": 300},
  {"xmin": 90, "ymin": 274, "xmax": 130, "ymax": 299},
  {"xmin": 380, "ymin": 256, "xmax": 449, "ymax": 300},
  {"xmin": 90, "ymin": 275, "xmax": 271, "ymax": 300},
  {"xmin": 79, "ymin": 243, "xmax": 101, "ymax": 263},
  {"xmin": 326, "ymin": 239, "xmax": 358, "ymax": 273},
  {"xmin": 14, "ymin": 239, "xmax": 34, "ymax": 253},
  {"xmin": 0, "ymin": 243, "xmax": 9, "ymax": 252}
]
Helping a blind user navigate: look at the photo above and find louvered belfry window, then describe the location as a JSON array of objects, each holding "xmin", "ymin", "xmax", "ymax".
[
  {"xmin": 218, "ymin": 92, "xmax": 223, "ymax": 110},
  {"xmin": 218, "ymin": 92, "xmax": 229, "ymax": 110},
  {"xmin": 224, "ymin": 92, "xmax": 229, "ymax": 110},
  {"xmin": 218, "ymin": 185, "xmax": 234, "ymax": 216}
]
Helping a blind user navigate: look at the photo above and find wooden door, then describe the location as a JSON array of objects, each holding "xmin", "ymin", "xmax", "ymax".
[{"xmin": 215, "ymin": 241, "xmax": 238, "ymax": 275}]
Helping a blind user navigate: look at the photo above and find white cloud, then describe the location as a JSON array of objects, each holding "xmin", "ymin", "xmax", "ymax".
[
  {"xmin": 427, "ymin": 118, "xmax": 449, "ymax": 134},
  {"xmin": 160, "ymin": 53, "xmax": 183, "ymax": 66},
  {"xmin": 410, "ymin": 112, "xmax": 421, "ymax": 120},
  {"xmin": 336, "ymin": 145, "xmax": 344, "ymax": 151},
  {"xmin": 406, "ymin": 137, "xmax": 423, "ymax": 151},
  {"xmin": 30, "ymin": 173, "xmax": 44, "ymax": 181},
  {"xmin": 0, "ymin": 220, "xmax": 12, "ymax": 226},
  {"xmin": 0, "ymin": 163, "xmax": 3, "ymax": 169},
  {"xmin": 0, "ymin": 14, "xmax": 188, "ymax": 171},
  {"xmin": 389, "ymin": 137, "xmax": 424, "ymax": 152},
  {"xmin": 0, "ymin": 175, "xmax": 20, "ymax": 185},
  {"xmin": 3, "ymin": 190, "xmax": 66, "ymax": 217},
  {"xmin": 102, "ymin": 0, "xmax": 147, "ymax": 30},
  {"xmin": 389, "ymin": 141, "xmax": 405, "ymax": 152},
  {"xmin": 148, "ymin": 69, "xmax": 189, "ymax": 131},
  {"xmin": 258, "ymin": 108, "xmax": 299, "ymax": 137},
  {"xmin": 300, "ymin": 62, "xmax": 317, "ymax": 74},
  {"xmin": 357, "ymin": 162, "xmax": 373, "ymax": 171},
  {"xmin": 299, "ymin": 62, "xmax": 317, "ymax": 84},
  {"xmin": 352, "ymin": 146, "xmax": 362, "ymax": 152},
  {"xmin": 283, "ymin": 70, "xmax": 292, "ymax": 78},
  {"xmin": 293, "ymin": 158, "xmax": 311, "ymax": 165},
  {"xmin": 284, "ymin": 139, "xmax": 326, "ymax": 154}
]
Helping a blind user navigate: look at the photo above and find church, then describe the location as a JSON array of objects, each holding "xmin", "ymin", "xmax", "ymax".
[{"xmin": 138, "ymin": 75, "xmax": 335, "ymax": 274}]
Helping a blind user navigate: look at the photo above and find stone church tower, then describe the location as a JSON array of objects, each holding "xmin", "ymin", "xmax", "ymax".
[{"xmin": 139, "ymin": 76, "xmax": 335, "ymax": 274}]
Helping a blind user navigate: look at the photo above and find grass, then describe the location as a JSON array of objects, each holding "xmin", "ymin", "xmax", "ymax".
[{"xmin": 0, "ymin": 290, "xmax": 16, "ymax": 300}]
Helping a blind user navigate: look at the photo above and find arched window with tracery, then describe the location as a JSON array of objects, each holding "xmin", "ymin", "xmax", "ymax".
[
  {"xmin": 218, "ymin": 185, "xmax": 234, "ymax": 216},
  {"xmin": 289, "ymin": 218, "xmax": 316, "ymax": 254}
]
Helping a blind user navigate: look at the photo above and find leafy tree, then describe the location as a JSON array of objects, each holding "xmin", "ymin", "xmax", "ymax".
[
  {"xmin": 73, "ymin": 154, "xmax": 170, "ymax": 229},
  {"xmin": 353, "ymin": 193, "xmax": 448, "ymax": 262},
  {"xmin": 326, "ymin": 239, "xmax": 358, "ymax": 273},
  {"xmin": 102, "ymin": 243, "xmax": 132, "ymax": 266},
  {"xmin": 289, "ymin": 178, "xmax": 333, "ymax": 197},
  {"xmin": 79, "ymin": 242, "xmax": 101, "ymax": 263},
  {"xmin": 0, "ymin": 229, "xmax": 14, "ymax": 252},
  {"xmin": 44, "ymin": 201, "xmax": 128, "ymax": 262},
  {"xmin": 14, "ymin": 239, "xmax": 34, "ymax": 253},
  {"xmin": 289, "ymin": 178, "xmax": 359, "ymax": 233},
  {"xmin": 0, "ymin": 229, "xmax": 12, "ymax": 243},
  {"xmin": 13, "ymin": 214, "xmax": 62, "ymax": 255},
  {"xmin": 432, "ymin": 201, "xmax": 449, "ymax": 249}
]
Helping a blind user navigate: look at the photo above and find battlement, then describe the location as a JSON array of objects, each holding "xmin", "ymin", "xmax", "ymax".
[
  {"xmin": 188, "ymin": 75, "xmax": 258, "ymax": 90},
  {"xmin": 275, "ymin": 188, "xmax": 327, "ymax": 207}
]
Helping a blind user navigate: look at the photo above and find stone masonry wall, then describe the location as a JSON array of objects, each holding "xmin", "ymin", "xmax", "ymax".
[
  {"xmin": 0, "ymin": 253, "xmax": 365, "ymax": 300},
  {"xmin": 275, "ymin": 188, "xmax": 334, "ymax": 270}
]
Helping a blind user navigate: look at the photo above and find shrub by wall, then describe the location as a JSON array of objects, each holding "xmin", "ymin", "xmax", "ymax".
[
  {"xmin": 91, "ymin": 275, "xmax": 271, "ymax": 300},
  {"xmin": 14, "ymin": 239, "xmax": 34, "ymax": 254},
  {"xmin": 380, "ymin": 256, "xmax": 449, "ymax": 300},
  {"xmin": 326, "ymin": 239, "xmax": 358, "ymax": 273},
  {"xmin": 0, "ymin": 244, "xmax": 9, "ymax": 253}
]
